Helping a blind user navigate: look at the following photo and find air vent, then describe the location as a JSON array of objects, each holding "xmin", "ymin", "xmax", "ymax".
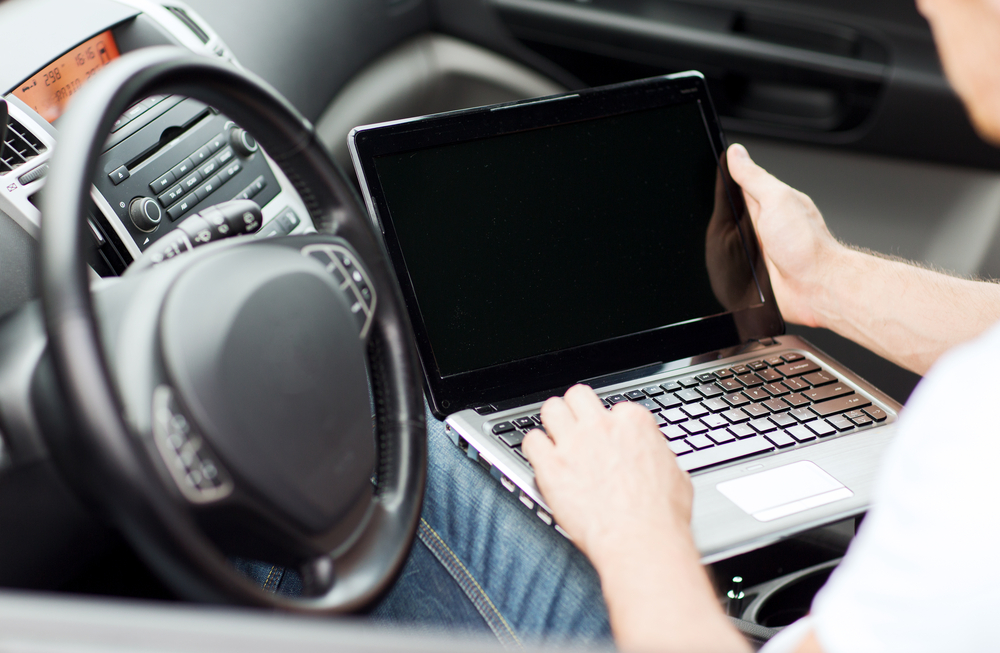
[
  {"xmin": 164, "ymin": 6, "xmax": 210, "ymax": 43},
  {"xmin": 1, "ymin": 115, "xmax": 47, "ymax": 175}
]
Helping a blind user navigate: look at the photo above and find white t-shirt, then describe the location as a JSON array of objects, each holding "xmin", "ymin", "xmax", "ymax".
[{"xmin": 762, "ymin": 322, "xmax": 1000, "ymax": 653}]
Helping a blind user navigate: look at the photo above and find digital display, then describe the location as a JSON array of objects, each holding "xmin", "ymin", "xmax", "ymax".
[
  {"xmin": 13, "ymin": 30, "xmax": 120, "ymax": 123},
  {"xmin": 374, "ymin": 100, "xmax": 762, "ymax": 377}
]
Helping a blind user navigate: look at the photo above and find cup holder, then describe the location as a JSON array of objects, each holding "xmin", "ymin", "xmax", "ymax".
[{"xmin": 740, "ymin": 558, "xmax": 840, "ymax": 628}]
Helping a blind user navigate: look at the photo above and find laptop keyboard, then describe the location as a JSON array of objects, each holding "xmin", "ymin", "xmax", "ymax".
[{"xmin": 490, "ymin": 352, "xmax": 889, "ymax": 474}]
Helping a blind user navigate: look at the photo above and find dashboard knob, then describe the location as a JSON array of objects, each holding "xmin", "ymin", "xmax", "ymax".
[
  {"xmin": 229, "ymin": 127, "xmax": 258, "ymax": 157},
  {"xmin": 129, "ymin": 197, "xmax": 162, "ymax": 232}
]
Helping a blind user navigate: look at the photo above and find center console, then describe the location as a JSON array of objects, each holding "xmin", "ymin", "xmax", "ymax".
[{"xmin": 0, "ymin": 0, "xmax": 313, "ymax": 277}]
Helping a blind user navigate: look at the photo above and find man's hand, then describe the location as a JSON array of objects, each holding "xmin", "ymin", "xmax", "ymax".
[
  {"xmin": 521, "ymin": 384, "xmax": 693, "ymax": 568},
  {"xmin": 523, "ymin": 385, "xmax": 750, "ymax": 652},
  {"xmin": 726, "ymin": 143, "xmax": 843, "ymax": 328}
]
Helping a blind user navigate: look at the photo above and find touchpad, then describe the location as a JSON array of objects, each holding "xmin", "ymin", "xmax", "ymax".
[{"xmin": 716, "ymin": 461, "xmax": 853, "ymax": 522}]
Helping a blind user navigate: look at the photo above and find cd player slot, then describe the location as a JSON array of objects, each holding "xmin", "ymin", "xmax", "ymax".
[{"xmin": 120, "ymin": 103, "xmax": 212, "ymax": 172}]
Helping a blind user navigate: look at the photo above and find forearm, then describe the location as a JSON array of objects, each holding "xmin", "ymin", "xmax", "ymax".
[
  {"xmin": 810, "ymin": 246, "xmax": 1000, "ymax": 375},
  {"xmin": 593, "ymin": 532, "xmax": 751, "ymax": 653}
]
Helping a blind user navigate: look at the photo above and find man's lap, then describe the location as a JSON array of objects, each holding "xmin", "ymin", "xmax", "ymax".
[{"xmin": 236, "ymin": 405, "xmax": 611, "ymax": 648}]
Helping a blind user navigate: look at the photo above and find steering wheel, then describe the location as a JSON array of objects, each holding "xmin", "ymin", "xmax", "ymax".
[{"xmin": 37, "ymin": 47, "xmax": 426, "ymax": 611}]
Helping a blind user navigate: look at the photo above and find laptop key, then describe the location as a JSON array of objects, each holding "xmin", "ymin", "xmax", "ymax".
[
  {"xmin": 803, "ymin": 371, "xmax": 837, "ymax": 386},
  {"xmin": 851, "ymin": 414, "xmax": 874, "ymax": 426},
  {"xmin": 769, "ymin": 412, "xmax": 797, "ymax": 428},
  {"xmin": 765, "ymin": 431, "xmax": 796, "ymax": 448},
  {"xmin": 513, "ymin": 417, "xmax": 535, "ymax": 429},
  {"xmin": 763, "ymin": 398, "xmax": 790, "ymax": 413},
  {"xmin": 737, "ymin": 373, "xmax": 764, "ymax": 388},
  {"xmin": 660, "ymin": 381, "xmax": 683, "ymax": 393},
  {"xmin": 783, "ymin": 393, "xmax": 811, "ymax": 408},
  {"xmin": 781, "ymin": 352, "xmax": 805, "ymax": 362},
  {"xmin": 827, "ymin": 415, "xmax": 855, "ymax": 432},
  {"xmin": 696, "ymin": 373, "xmax": 716, "ymax": 383},
  {"xmin": 718, "ymin": 378, "xmax": 742, "ymax": 392},
  {"xmin": 677, "ymin": 389, "xmax": 703, "ymax": 403},
  {"xmin": 782, "ymin": 378, "xmax": 809, "ymax": 391},
  {"xmin": 532, "ymin": 413, "xmax": 542, "ymax": 424},
  {"xmin": 678, "ymin": 376, "xmax": 700, "ymax": 388},
  {"xmin": 765, "ymin": 356, "xmax": 785, "ymax": 366},
  {"xmin": 714, "ymin": 368, "xmax": 734, "ymax": 379},
  {"xmin": 730, "ymin": 364, "xmax": 751, "ymax": 375},
  {"xmin": 708, "ymin": 429, "xmax": 736, "ymax": 444},
  {"xmin": 787, "ymin": 425, "xmax": 816, "ymax": 443},
  {"xmin": 668, "ymin": 439, "xmax": 693, "ymax": 456},
  {"xmin": 750, "ymin": 417, "xmax": 777, "ymax": 433},
  {"xmin": 500, "ymin": 431, "xmax": 525, "ymax": 447},
  {"xmin": 661, "ymin": 424, "xmax": 688, "ymax": 441},
  {"xmin": 728, "ymin": 423, "xmax": 756, "ymax": 439},
  {"xmin": 682, "ymin": 420, "xmax": 710, "ymax": 436},
  {"xmin": 763, "ymin": 383, "xmax": 789, "ymax": 397},
  {"xmin": 492, "ymin": 421, "xmax": 515, "ymax": 434},
  {"xmin": 653, "ymin": 412, "xmax": 669, "ymax": 426},
  {"xmin": 810, "ymin": 394, "xmax": 872, "ymax": 417},
  {"xmin": 606, "ymin": 394, "xmax": 628, "ymax": 405},
  {"xmin": 723, "ymin": 408, "xmax": 750, "ymax": 424},
  {"xmin": 748, "ymin": 360, "xmax": 768, "ymax": 371},
  {"xmin": 702, "ymin": 414, "xmax": 729, "ymax": 430},
  {"xmin": 744, "ymin": 387, "xmax": 769, "ymax": 401},
  {"xmin": 676, "ymin": 437, "xmax": 774, "ymax": 472},
  {"xmin": 642, "ymin": 385, "xmax": 664, "ymax": 397},
  {"xmin": 661, "ymin": 408, "xmax": 688, "ymax": 424},
  {"xmin": 756, "ymin": 368, "xmax": 783, "ymax": 383},
  {"xmin": 790, "ymin": 407, "xmax": 816, "ymax": 423},
  {"xmin": 625, "ymin": 390, "xmax": 646, "ymax": 401},
  {"xmin": 807, "ymin": 420, "xmax": 837, "ymax": 437},
  {"xmin": 743, "ymin": 403, "xmax": 770, "ymax": 418},
  {"xmin": 723, "ymin": 392, "xmax": 750, "ymax": 407},
  {"xmin": 803, "ymin": 383, "xmax": 852, "ymax": 403},
  {"xmin": 686, "ymin": 434, "xmax": 714, "ymax": 449},
  {"xmin": 776, "ymin": 359, "xmax": 821, "ymax": 377},
  {"xmin": 864, "ymin": 406, "xmax": 888, "ymax": 421},
  {"xmin": 635, "ymin": 398, "xmax": 661, "ymax": 412},
  {"xmin": 681, "ymin": 403, "xmax": 710, "ymax": 419},
  {"xmin": 697, "ymin": 383, "xmax": 725, "ymax": 399},
  {"xmin": 655, "ymin": 394, "xmax": 682, "ymax": 410},
  {"xmin": 703, "ymin": 397, "xmax": 729, "ymax": 412}
]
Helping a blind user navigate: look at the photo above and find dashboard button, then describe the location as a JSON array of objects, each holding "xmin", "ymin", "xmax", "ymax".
[
  {"xmin": 180, "ymin": 171, "xmax": 202, "ymax": 191},
  {"xmin": 169, "ymin": 156, "xmax": 195, "ymax": 180},
  {"xmin": 108, "ymin": 165, "xmax": 130, "ymax": 186},
  {"xmin": 158, "ymin": 183, "xmax": 185, "ymax": 206},
  {"xmin": 129, "ymin": 197, "xmax": 162, "ymax": 232},
  {"xmin": 150, "ymin": 170, "xmax": 176, "ymax": 193},
  {"xmin": 214, "ymin": 147, "xmax": 234, "ymax": 166},
  {"xmin": 191, "ymin": 144, "xmax": 213, "ymax": 165},
  {"xmin": 168, "ymin": 196, "xmax": 196, "ymax": 221},
  {"xmin": 206, "ymin": 132, "xmax": 225, "ymax": 152},
  {"xmin": 198, "ymin": 159, "xmax": 218, "ymax": 178},
  {"xmin": 218, "ymin": 160, "xmax": 241, "ymax": 183}
]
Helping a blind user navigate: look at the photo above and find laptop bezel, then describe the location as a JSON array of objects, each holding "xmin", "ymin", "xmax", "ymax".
[{"xmin": 350, "ymin": 72, "xmax": 784, "ymax": 419}]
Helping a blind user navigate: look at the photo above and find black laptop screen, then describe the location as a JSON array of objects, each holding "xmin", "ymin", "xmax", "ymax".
[{"xmin": 374, "ymin": 99, "xmax": 762, "ymax": 377}]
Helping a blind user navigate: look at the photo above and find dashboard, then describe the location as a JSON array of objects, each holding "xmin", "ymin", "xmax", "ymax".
[{"xmin": 0, "ymin": 0, "xmax": 313, "ymax": 285}]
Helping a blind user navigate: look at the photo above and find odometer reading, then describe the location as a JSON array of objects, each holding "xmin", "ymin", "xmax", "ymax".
[{"xmin": 13, "ymin": 30, "xmax": 121, "ymax": 123}]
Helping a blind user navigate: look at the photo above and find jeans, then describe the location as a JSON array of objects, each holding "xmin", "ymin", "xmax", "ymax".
[{"xmin": 236, "ymin": 404, "xmax": 611, "ymax": 648}]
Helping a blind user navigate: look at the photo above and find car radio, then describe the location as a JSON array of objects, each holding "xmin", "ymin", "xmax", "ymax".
[{"xmin": 92, "ymin": 96, "xmax": 282, "ymax": 251}]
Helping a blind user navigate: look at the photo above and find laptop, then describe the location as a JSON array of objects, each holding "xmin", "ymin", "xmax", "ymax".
[{"xmin": 348, "ymin": 72, "xmax": 901, "ymax": 563}]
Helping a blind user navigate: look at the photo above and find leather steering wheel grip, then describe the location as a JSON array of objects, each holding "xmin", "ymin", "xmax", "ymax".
[{"xmin": 39, "ymin": 46, "xmax": 426, "ymax": 610}]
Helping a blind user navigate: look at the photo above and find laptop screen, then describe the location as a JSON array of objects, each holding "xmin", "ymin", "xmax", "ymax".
[{"xmin": 373, "ymin": 99, "xmax": 763, "ymax": 377}]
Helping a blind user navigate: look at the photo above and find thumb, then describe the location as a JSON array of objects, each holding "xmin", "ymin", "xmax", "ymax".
[{"xmin": 727, "ymin": 143, "xmax": 785, "ymax": 206}]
